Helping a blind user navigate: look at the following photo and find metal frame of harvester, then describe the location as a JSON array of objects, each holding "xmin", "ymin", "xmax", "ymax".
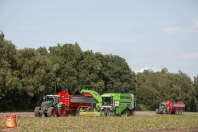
[
  {"xmin": 100, "ymin": 93, "xmax": 136, "ymax": 116},
  {"xmin": 79, "ymin": 89, "xmax": 136, "ymax": 116}
]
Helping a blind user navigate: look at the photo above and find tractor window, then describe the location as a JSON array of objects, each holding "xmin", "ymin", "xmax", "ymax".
[
  {"xmin": 102, "ymin": 97, "xmax": 111, "ymax": 106},
  {"xmin": 46, "ymin": 96, "xmax": 54, "ymax": 102},
  {"xmin": 54, "ymin": 97, "xmax": 60, "ymax": 104},
  {"xmin": 159, "ymin": 103, "xmax": 167, "ymax": 109}
]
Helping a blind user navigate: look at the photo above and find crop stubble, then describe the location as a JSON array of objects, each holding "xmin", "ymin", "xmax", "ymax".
[{"xmin": 0, "ymin": 111, "xmax": 198, "ymax": 132}]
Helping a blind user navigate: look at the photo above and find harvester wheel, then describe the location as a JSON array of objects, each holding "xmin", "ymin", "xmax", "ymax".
[
  {"xmin": 57, "ymin": 105, "xmax": 66, "ymax": 117},
  {"xmin": 104, "ymin": 109, "xmax": 111, "ymax": 116},
  {"xmin": 34, "ymin": 107, "xmax": 42, "ymax": 117},
  {"xmin": 124, "ymin": 109, "xmax": 131, "ymax": 116},
  {"xmin": 47, "ymin": 107, "xmax": 56, "ymax": 117},
  {"xmin": 130, "ymin": 110, "xmax": 134, "ymax": 115}
]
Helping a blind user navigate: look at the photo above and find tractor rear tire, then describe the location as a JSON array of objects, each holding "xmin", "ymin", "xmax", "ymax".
[
  {"xmin": 57, "ymin": 105, "xmax": 66, "ymax": 117},
  {"xmin": 47, "ymin": 107, "xmax": 56, "ymax": 117},
  {"xmin": 34, "ymin": 107, "xmax": 42, "ymax": 117}
]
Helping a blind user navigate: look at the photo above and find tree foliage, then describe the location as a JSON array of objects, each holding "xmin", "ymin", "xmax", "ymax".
[{"xmin": 0, "ymin": 32, "xmax": 197, "ymax": 112}]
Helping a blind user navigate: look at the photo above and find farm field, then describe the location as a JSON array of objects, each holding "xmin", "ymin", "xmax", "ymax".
[{"xmin": 0, "ymin": 111, "xmax": 198, "ymax": 132}]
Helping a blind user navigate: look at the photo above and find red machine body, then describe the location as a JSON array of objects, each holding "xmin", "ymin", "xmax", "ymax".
[
  {"xmin": 164, "ymin": 100, "xmax": 185, "ymax": 114},
  {"xmin": 57, "ymin": 91, "xmax": 96, "ymax": 115}
]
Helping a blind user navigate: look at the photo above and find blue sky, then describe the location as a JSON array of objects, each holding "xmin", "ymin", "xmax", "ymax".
[{"xmin": 0, "ymin": 0, "xmax": 198, "ymax": 80}]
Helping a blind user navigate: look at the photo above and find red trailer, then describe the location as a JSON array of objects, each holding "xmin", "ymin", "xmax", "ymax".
[
  {"xmin": 156, "ymin": 100, "xmax": 185, "ymax": 115},
  {"xmin": 57, "ymin": 91, "xmax": 97, "ymax": 116}
]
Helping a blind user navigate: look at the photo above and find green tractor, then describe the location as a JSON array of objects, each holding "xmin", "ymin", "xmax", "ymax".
[
  {"xmin": 34, "ymin": 95, "xmax": 66, "ymax": 117},
  {"xmin": 100, "ymin": 93, "xmax": 136, "ymax": 116}
]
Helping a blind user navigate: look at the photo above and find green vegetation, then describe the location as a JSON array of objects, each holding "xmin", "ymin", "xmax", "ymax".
[
  {"xmin": 0, "ymin": 32, "xmax": 198, "ymax": 112},
  {"xmin": 1, "ymin": 115, "xmax": 198, "ymax": 131}
]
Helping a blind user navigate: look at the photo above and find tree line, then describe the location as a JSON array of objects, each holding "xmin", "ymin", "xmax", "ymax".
[{"xmin": 0, "ymin": 32, "xmax": 198, "ymax": 112}]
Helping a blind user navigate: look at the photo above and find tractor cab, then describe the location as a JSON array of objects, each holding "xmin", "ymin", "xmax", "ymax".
[
  {"xmin": 46, "ymin": 95, "xmax": 60, "ymax": 104},
  {"xmin": 156, "ymin": 102, "xmax": 167, "ymax": 114}
]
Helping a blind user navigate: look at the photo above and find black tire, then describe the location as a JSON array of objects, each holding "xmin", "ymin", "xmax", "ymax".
[
  {"xmin": 104, "ymin": 109, "xmax": 111, "ymax": 116},
  {"xmin": 156, "ymin": 109, "xmax": 159, "ymax": 114},
  {"xmin": 57, "ymin": 105, "xmax": 66, "ymax": 117},
  {"xmin": 47, "ymin": 107, "xmax": 56, "ymax": 117},
  {"xmin": 34, "ymin": 107, "xmax": 42, "ymax": 117},
  {"xmin": 124, "ymin": 109, "xmax": 131, "ymax": 117}
]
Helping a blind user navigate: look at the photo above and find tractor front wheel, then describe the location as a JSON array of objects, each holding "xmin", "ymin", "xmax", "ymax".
[
  {"xmin": 47, "ymin": 107, "xmax": 56, "ymax": 117},
  {"xmin": 156, "ymin": 109, "xmax": 159, "ymax": 114},
  {"xmin": 34, "ymin": 107, "xmax": 42, "ymax": 117}
]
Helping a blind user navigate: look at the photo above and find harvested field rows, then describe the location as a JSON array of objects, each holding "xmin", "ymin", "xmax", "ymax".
[{"xmin": 0, "ymin": 111, "xmax": 198, "ymax": 132}]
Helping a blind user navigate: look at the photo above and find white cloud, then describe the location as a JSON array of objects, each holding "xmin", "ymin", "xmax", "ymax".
[
  {"xmin": 178, "ymin": 53, "xmax": 198, "ymax": 61},
  {"xmin": 135, "ymin": 67, "xmax": 158, "ymax": 73},
  {"xmin": 194, "ymin": 20, "xmax": 198, "ymax": 28},
  {"xmin": 164, "ymin": 20, "xmax": 198, "ymax": 35},
  {"xmin": 164, "ymin": 27, "xmax": 182, "ymax": 34}
]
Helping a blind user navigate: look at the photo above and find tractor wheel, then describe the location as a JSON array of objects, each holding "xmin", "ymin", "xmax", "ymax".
[
  {"xmin": 57, "ymin": 105, "xmax": 66, "ymax": 117},
  {"xmin": 104, "ymin": 109, "xmax": 111, "ymax": 116},
  {"xmin": 156, "ymin": 109, "xmax": 159, "ymax": 114},
  {"xmin": 34, "ymin": 107, "xmax": 42, "ymax": 117},
  {"xmin": 163, "ymin": 109, "xmax": 167, "ymax": 114},
  {"xmin": 47, "ymin": 107, "xmax": 56, "ymax": 117}
]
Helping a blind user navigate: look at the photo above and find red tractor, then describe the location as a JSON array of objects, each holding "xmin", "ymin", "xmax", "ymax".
[{"xmin": 156, "ymin": 100, "xmax": 185, "ymax": 115}]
